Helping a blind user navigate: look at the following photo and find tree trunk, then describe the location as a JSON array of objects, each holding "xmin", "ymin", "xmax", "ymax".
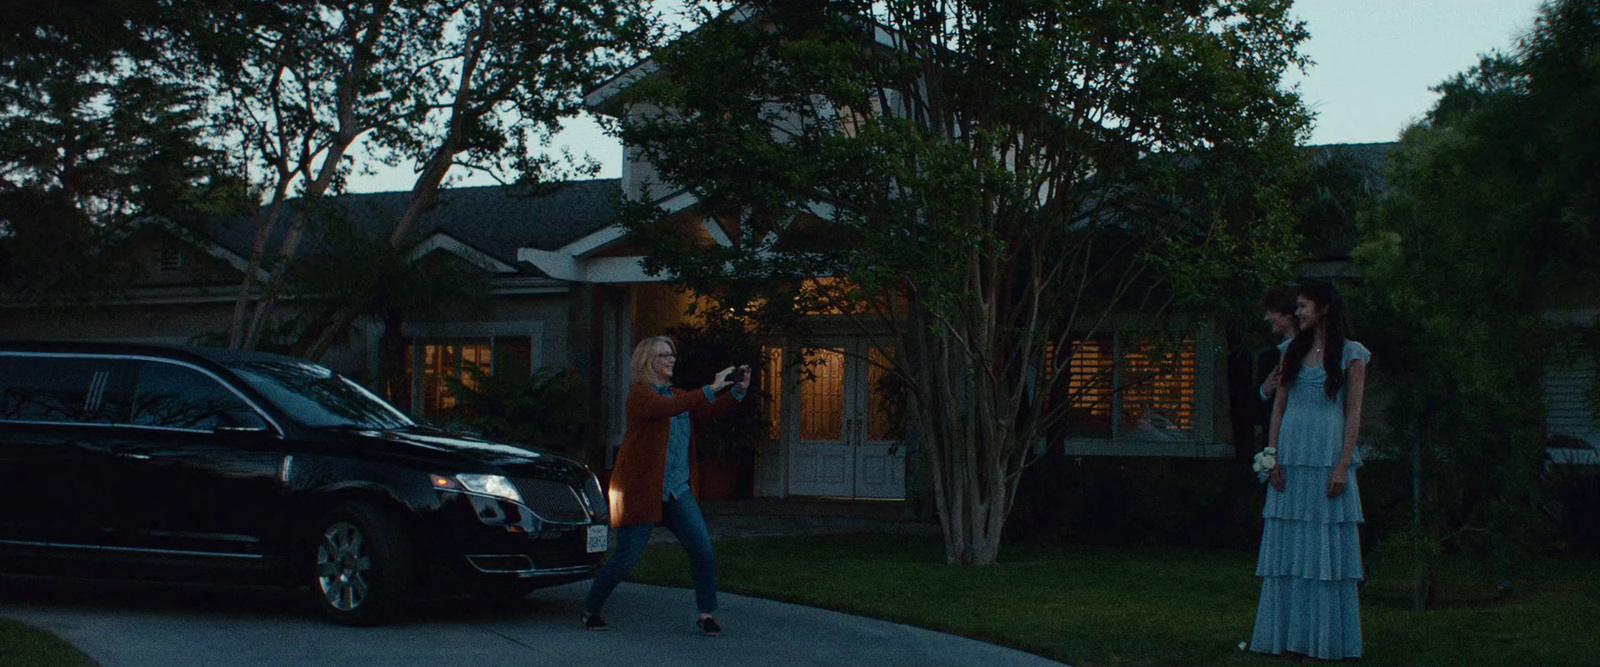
[
  {"xmin": 907, "ymin": 303, "xmax": 1021, "ymax": 566},
  {"xmin": 379, "ymin": 309, "xmax": 409, "ymax": 407},
  {"xmin": 228, "ymin": 185, "xmax": 288, "ymax": 349}
]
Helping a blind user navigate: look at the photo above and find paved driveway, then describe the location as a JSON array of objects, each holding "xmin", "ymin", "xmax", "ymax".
[{"xmin": 1, "ymin": 576, "xmax": 1067, "ymax": 667}]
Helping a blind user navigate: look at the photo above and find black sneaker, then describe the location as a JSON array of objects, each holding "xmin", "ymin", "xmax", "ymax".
[
  {"xmin": 697, "ymin": 616, "xmax": 721, "ymax": 636},
  {"xmin": 581, "ymin": 611, "xmax": 609, "ymax": 631}
]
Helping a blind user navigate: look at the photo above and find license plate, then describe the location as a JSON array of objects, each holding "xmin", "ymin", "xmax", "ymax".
[{"xmin": 586, "ymin": 525, "xmax": 608, "ymax": 553}]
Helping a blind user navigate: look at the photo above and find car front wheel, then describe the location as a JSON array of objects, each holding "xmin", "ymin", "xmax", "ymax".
[{"xmin": 309, "ymin": 502, "xmax": 415, "ymax": 625}]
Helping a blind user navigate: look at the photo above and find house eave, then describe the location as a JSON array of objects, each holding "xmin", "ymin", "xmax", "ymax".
[
  {"xmin": 583, "ymin": 4, "xmax": 764, "ymax": 115},
  {"xmin": 515, "ymin": 247, "xmax": 669, "ymax": 284}
]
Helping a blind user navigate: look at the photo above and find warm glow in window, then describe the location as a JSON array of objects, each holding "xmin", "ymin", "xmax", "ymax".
[
  {"xmin": 1064, "ymin": 338, "xmax": 1115, "ymax": 434},
  {"xmin": 401, "ymin": 338, "xmax": 519, "ymax": 418},
  {"xmin": 765, "ymin": 346, "xmax": 784, "ymax": 441},
  {"xmin": 1057, "ymin": 334, "xmax": 1196, "ymax": 439},
  {"xmin": 867, "ymin": 347, "xmax": 904, "ymax": 441},
  {"xmin": 800, "ymin": 347, "xmax": 845, "ymax": 441},
  {"xmin": 1120, "ymin": 340, "xmax": 1196, "ymax": 433}
]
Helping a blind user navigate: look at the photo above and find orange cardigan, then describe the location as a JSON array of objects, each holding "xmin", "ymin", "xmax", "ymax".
[{"xmin": 607, "ymin": 384, "xmax": 740, "ymax": 527}]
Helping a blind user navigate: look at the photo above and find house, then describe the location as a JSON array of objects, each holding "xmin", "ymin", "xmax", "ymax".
[
  {"xmin": 5, "ymin": 138, "xmax": 1594, "ymax": 503},
  {"xmin": 9, "ymin": 16, "xmax": 1596, "ymax": 514}
]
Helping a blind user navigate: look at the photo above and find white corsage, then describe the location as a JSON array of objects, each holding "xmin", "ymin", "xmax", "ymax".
[{"xmin": 1252, "ymin": 447, "xmax": 1277, "ymax": 474}]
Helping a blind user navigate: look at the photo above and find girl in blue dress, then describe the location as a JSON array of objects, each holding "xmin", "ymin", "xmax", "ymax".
[{"xmin": 1251, "ymin": 281, "xmax": 1370, "ymax": 660}]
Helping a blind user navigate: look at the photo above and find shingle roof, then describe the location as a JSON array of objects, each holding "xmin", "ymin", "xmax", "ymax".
[{"xmin": 206, "ymin": 179, "xmax": 622, "ymax": 274}]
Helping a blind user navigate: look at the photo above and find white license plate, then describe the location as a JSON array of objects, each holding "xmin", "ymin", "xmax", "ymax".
[{"xmin": 587, "ymin": 525, "xmax": 608, "ymax": 553}]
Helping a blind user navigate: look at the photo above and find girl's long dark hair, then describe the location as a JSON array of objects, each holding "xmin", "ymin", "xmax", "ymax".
[{"xmin": 1281, "ymin": 282, "xmax": 1352, "ymax": 400}]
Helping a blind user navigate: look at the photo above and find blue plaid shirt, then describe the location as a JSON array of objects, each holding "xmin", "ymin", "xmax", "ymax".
[{"xmin": 656, "ymin": 383, "xmax": 746, "ymax": 500}]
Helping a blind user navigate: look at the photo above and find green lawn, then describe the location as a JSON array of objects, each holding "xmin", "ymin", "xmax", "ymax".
[
  {"xmin": 630, "ymin": 535, "xmax": 1600, "ymax": 667},
  {"xmin": 0, "ymin": 619, "xmax": 96, "ymax": 667}
]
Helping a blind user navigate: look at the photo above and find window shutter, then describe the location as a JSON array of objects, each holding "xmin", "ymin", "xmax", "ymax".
[
  {"xmin": 1548, "ymin": 359, "xmax": 1600, "ymax": 446},
  {"xmin": 1119, "ymin": 340, "xmax": 1196, "ymax": 434}
]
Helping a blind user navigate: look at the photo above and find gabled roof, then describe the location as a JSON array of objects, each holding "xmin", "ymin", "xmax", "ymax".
[
  {"xmin": 205, "ymin": 179, "xmax": 622, "ymax": 276},
  {"xmin": 584, "ymin": 5, "xmax": 903, "ymax": 114}
]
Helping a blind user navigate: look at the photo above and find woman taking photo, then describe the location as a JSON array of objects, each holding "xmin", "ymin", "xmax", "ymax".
[
  {"xmin": 1251, "ymin": 282, "xmax": 1370, "ymax": 660},
  {"xmin": 582, "ymin": 335, "xmax": 750, "ymax": 636}
]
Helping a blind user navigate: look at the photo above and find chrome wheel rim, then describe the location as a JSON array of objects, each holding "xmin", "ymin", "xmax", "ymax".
[{"xmin": 315, "ymin": 521, "xmax": 371, "ymax": 612}]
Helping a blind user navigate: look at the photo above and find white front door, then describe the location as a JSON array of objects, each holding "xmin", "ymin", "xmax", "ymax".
[
  {"xmin": 786, "ymin": 342, "xmax": 905, "ymax": 499},
  {"xmin": 788, "ymin": 345, "xmax": 853, "ymax": 496},
  {"xmin": 853, "ymin": 347, "xmax": 906, "ymax": 499}
]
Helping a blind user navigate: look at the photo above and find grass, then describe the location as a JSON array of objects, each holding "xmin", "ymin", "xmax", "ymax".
[
  {"xmin": 0, "ymin": 619, "xmax": 96, "ymax": 667},
  {"xmin": 630, "ymin": 535, "xmax": 1600, "ymax": 666}
]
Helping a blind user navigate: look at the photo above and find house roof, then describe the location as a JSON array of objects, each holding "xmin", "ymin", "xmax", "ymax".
[
  {"xmin": 1309, "ymin": 141, "xmax": 1396, "ymax": 173},
  {"xmin": 206, "ymin": 179, "xmax": 622, "ymax": 276},
  {"xmin": 584, "ymin": 5, "xmax": 903, "ymax": 114}
]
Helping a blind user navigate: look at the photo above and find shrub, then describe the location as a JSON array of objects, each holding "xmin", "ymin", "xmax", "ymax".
[{"xmin": 438, "ymin": 366, "xmax": 588, "ymax": 456}]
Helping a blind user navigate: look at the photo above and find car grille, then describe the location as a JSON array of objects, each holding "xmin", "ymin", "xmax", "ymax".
[{"xmin": 511, "ymin": 478, "xmax": 589, "ymax": 523}]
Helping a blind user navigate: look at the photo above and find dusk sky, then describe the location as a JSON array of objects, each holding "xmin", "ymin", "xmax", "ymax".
[{"xmin": 348, "ymin": 0, "xmax": 1549, "ymax": 193}]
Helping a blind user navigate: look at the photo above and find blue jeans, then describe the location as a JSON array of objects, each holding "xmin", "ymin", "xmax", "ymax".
[{"xmin": 584, "ymin": 493, "xmax": 717, "ymax": 615}]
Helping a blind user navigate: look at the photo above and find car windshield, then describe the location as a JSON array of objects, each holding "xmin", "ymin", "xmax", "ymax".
[{"xmin": 226, "ymin": 360, "xmax": 414, "ymax": 430}]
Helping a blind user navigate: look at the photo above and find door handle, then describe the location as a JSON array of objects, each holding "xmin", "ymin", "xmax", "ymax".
[{"xmin": 117, "ymin": 451, "xmax": 153, "ymax": 460}]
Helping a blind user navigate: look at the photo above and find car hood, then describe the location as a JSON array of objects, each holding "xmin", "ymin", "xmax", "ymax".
[{"xmin": 329, "ymin": 427, "xmax": 588, "ymax": 482}]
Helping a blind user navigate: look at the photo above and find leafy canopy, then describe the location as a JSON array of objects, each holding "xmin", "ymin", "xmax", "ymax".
[
  {"xmin": 612, "ymin": 1, "xmax": 1311, "ymax": 563},
  {"xmin": 1354, "ymin": 0, "xmax": 1600, "ymax": 578}
]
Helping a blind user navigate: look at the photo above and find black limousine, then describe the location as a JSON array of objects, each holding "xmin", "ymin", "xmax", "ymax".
[{"xmin": 0, "ymin": 341, "xmax": 609, "ymax": 624}]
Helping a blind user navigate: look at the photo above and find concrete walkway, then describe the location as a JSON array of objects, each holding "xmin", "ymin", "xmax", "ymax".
[{"xmin": 2, "ymin": 576, "xmax": 1066, "ymax": 667}]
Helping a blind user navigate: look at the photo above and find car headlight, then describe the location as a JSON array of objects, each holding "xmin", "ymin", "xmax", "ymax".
[{"xmin": 437, "ymin": 473, "xmax": 524, "ymax": 504}]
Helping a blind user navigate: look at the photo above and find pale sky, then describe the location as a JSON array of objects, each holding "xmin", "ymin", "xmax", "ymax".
[{"xmin": 348, "ymin": 0, "xmax": 1548, "ymax": 193}]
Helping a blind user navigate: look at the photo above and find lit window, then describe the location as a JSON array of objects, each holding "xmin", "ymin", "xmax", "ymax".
[
  {"xmin": 800, "ymin": 347, "xmax": 845, "ymax": 441},
  {"xmin": 765, "ymin": 346, "xmax": 784, "ymax": 440},
  {"xmin": 400, "ymin": 337, "xmax": 532, "ymax": 418},
  {"xmin": 1053, "ymin": 334, "xmax": 1196, "ymax": 440},
  {"xmin": 866, "ymin": 347, "xmax": 905, "ymax": 442}
]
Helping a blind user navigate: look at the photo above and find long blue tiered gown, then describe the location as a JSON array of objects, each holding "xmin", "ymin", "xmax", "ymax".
[{"xmin": 1251, "ymin": 340, "xmax": 1370, "ymax": 660}]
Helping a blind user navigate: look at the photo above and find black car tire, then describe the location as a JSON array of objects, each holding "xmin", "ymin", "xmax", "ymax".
[{"xmin": 308, "ymin": 501, "xmax": 415, "ymax": 625}]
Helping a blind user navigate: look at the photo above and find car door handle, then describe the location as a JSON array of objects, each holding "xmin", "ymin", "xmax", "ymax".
[{"xmin": 117, "ymin": 451, "xmax": 153, "ymax": 460}]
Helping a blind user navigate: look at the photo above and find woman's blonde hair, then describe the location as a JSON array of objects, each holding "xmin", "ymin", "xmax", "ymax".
[{"xmin": 629, "ymin": 336, "xmax": 676, "ymax": 386}]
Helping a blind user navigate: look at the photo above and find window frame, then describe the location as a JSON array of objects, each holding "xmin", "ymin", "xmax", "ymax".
[
  {"xmin": 1055, "ymin": 323, "xmax": 1228, "ymax": 458},
  {"xmin": 129, "ymin": 359, "xmax": 268, "ymax": 432},
  {"xmin": 400, "ymin": 321, "xmax": 545, "ymax": 418},
  {"xmin": 0, "ymin": 351, "xmax": 283, "ymax": 436}
]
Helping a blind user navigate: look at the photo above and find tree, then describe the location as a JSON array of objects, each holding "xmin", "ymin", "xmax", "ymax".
[
  {"xmin": 612, "ymin": 1, "xmax": 1311, "ymax": 564},
  {"xmin": 1353, "ymin": 0, "xmax": 1600, "ymax": 606},
  {"xmin": 164, "ymin": 0, "xmax": 657, "ymax": 355},
  {"xmin": 285, "ymin": 212, "xmax": 494, "ymax": 397},
  {"xmin": 0, "ymin": 0, "xmax": 245, "ymax": 300}
]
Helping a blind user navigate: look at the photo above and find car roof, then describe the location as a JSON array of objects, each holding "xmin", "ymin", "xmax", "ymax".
[{"xmin": 0, "ymin": 340, "xmax": 322, "ymax": 368}]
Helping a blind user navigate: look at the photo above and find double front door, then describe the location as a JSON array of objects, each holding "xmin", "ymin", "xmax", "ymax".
[{"xmin": 785, "ymin": 341, "xmax": 906, "ymax": 499}]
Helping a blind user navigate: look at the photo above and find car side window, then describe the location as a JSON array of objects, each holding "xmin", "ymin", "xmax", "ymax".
[
  {"xmin": 0, "ymin": 355, "xmax": 132, "ymax": 424},
  {"xmin": 130, "ymin": 362, "xmax": 262, "ymax": 431}
]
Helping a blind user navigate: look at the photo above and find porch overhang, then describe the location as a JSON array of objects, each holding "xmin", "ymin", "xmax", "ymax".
[{"xmin": 515, "ymin": 247, "xmax": 668, "ymax": 283}]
